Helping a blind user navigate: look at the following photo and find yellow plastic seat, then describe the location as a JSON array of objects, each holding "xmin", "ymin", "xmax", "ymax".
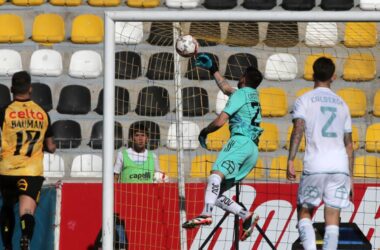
[
  {"xmin": 259, "ymin": 88, "xmax": 288, "ymax": 117},
  {"xmin": 351, "ymin": 125, "xmax": 360, "ymax": 151},
  {"xmin": 343, "ymin": 53, "xmax": 376, "ymax": 81},
  {"xmin": 206, "ymin": 123, "xmax": 230, "ymax": 151},
  {"xmin": 304, "ymin": 53, "xmax": 335, "ymax": 81},
  {"xmin": 337, "ymin": 88, "xmax": 367, "ymax": 117},
  {"xmin": 71, "ymin": 14, "xmax": 104, "ymax": 44},
  {"xmin": 372, "ymin": 90, "xmax": 380, "ymax": 117},
  {"xmin": 344, "ymin": 22, "xmax": 377, "ymax": 48},
  {"xmin": 285, "ymin": 125, "xmax": 306, "ymax": 152},
  {"xmin": 258, "ymin": 122, "xmax": 279, "ymax": 152},
  {"xmin": 32, "ymin": 14, "xmax": 65, "ymax": 44},
  {"xmin": 246, "ymin": 158, "xmax": 265, "ymax": 179},
  {"xmin": 12, "ymin": 0, "xmax": 43, "ymax": 5},
  {"xmin": 354, "ymin": 156, "xmax": 380, "ymax": 178},
  {"xmin": 190, "ymin": 155, "xmax": 217, "ymax": 178},
  {"xmin": 50, "ymin": 0, "xmax": 81, "ymax": 5},
  {"xmin": 296, "ymin": 87, "xmax": 313, "ymax": 97},
  {"xmin": 127, "ymin": 0, "xmax": 160, "ymax": 7},
  {"xmin": 158, "ymin": 154, "xmax": 178, "ymax": 178},
  {"xmin": 269, "ymin": 155, "xmax": 303, "ymax": 179},
  {"xmin": 365, "ymin": 124, "xmax": 380, "ymax": 152},
  {"xmin": 0, "ymin": 14, "xmax": 24, "ymax": 43},
  {"xmin": 88, "ymin": 0, "xmax": 120, "ymax": 6},
  {"xmin": 0, "ymin": 0, "xmax": 5, "ymax": 4}
]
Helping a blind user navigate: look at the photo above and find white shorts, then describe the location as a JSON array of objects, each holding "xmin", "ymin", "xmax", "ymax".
[{"xmin": 297, "ymin": 173, "xmax": 351, "ymax": 209}]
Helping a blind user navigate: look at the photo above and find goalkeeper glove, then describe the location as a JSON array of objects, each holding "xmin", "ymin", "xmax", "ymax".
[
  {"xmin": 196, "ymin": 54, "xmax": 218, "ymax": 74},
  {"xmin": 198, "ymin": 128, "xmax": 208, "ymax": 149}
]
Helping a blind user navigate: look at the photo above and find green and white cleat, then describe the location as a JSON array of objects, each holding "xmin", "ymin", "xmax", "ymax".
[
  {"xmin": 240, "ymin": 212, "xmax": 259, "ymax": 241},
  {"xmin": 182, "ymin": 215, "xmax": 212, "ymax": 229}
]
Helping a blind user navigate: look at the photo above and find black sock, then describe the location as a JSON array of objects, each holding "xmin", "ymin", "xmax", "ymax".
[
  {"xmin": 20, "ymin": 214, "xmax": 35, "ymax": 240},
  {"xmin": 0, "ymin": 204, "xmax": 15, "ymax": 247}
]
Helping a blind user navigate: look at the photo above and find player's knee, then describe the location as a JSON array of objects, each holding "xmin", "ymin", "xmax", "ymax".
[
  {"xmin": 20, "ymin": 214, "xmax": 35, "ymax": 239},
  {"xmin": 323, "ymin": 225, "xmax": 339, "ymax": 250}
]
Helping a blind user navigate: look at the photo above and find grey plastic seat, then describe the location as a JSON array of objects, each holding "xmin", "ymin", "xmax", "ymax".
[
  {"xmin": 57, "ymin": 85, "xmax": 91, "ymax": 115},
  {"xmin": 115, "ymin": 51, "xmax": 141, "ymax": 80},
  {"xmin": 204, "ymin": 0, "xmax": 237, "ymax": 9},
  {"xmin": 226, "ymin": 22, "xmax": 259, "ymax": 47},
  {"xmin": 243, "ymin": 0, "xmax": 276, "ymax": 9},
  {"xmin": 88, "ymin": 121, "xmax": 123, "ymax": 150},
  {"xmin": 94, "ymin": 86, "xmax": 129, "ymax": 115},
  {"xmin": 31, "ymin": 83, "xmax": 53, "ymax": 112},
  {"xmin": 135, "ymin": 86, "xmax": 170, "ymax": 116},
  {"xmin": 320, "ymin": 0, "xmax": 353, "ymax": 10},
  {"xmin": 52, "ymin": 120, "xmax": 82, "ymax": 149},
  {"xmin": 282, "ymin": 0, "xmax": 315, "ymax": 10},
  {"xmin": 146, "ymin": 22, "xmax": 173, "ymax": 46},
  {"xmin": 182, "ymin": 87, "xmax": 209, "ymax": 117},
  {"xmin": 146, "ymin": 52, "xmax": 174, "ymax": 80},
  {"xmin": 224, "ymin": 53, "xmax": 258, "ymax": 80},
  {"xmin": 264, "ymin": 22, "xmax": 299, "ymax": 47}
]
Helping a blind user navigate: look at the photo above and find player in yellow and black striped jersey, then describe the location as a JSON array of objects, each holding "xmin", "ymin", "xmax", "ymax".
[{"xmin": 0, "ymin": 71, "xmax": 56, "ymax": 250}]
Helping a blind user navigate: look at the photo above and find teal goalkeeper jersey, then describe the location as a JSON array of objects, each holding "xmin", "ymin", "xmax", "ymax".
[{"xmin": 223, "ymin": 87, "xmax": 263, "ymax": 142}]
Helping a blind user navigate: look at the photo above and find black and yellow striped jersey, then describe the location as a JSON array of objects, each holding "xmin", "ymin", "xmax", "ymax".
[{"xmin": 0, "ymin": 100, "xmax": 52, "ymax": 176}]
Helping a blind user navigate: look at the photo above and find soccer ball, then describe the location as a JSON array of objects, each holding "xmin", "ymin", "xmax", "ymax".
[{"xmin": 175, "ymin": 35, "xmax": 199, "ymax": 58}]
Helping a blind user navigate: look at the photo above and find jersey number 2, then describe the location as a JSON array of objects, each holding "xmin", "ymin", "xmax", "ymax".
[
  {"xmin": 320, "ymin": 106, "xmax": 337, "ymax": 138},
  {"xmin": 14, "ymin": 130, "xmax": 41, "ymax": 157}
]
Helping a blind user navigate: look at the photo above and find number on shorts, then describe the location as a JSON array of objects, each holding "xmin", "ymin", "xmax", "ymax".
[{"xmin": 320, "ymin": 106, "xmax": 337, "ymax": 138}]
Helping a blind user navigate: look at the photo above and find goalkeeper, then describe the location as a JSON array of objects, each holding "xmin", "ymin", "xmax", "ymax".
[{"xmin": 182, "ymin": 54, "xmax": 263, "ymax": 241}]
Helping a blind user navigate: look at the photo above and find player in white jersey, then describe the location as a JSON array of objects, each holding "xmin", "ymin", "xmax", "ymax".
[{"xmin": 287, "ymin": 57, "xmax": 354, "ymax": 250}]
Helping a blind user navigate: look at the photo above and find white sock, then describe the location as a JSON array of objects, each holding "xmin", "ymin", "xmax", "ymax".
[
  {"xmin": 323, "ymin": 225, "xmax": 339, "ymax": 250},
  {"xmin": 214, "ymin": 195, "xmax": 249, "ymax": 219},
  {"xmin": 201, "ymin": 174, "xmax": 222, "ymax": 216},
  {"xmin": 298, "ymin": 218, "xmax": 317, "ymax": 250}
]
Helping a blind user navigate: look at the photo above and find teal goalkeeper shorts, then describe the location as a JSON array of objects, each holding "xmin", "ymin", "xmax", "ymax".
[{"xmin": 212, "ymin": 135, "xmax": 259, "ymax": 181}]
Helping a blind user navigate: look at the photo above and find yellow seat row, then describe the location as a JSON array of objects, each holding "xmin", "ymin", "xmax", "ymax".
[{"xmin": 1, "ymin": 0, "xmax": 159, "ymax": 6}]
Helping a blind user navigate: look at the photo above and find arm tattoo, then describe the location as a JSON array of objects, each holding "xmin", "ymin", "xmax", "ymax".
[
  {"xmin": 288, "ymin": 119, "xmax": 305, "ymax": 161},
  {"xmin": 344, "ymin": 132, "xmax": 354, "ymax": 177}
]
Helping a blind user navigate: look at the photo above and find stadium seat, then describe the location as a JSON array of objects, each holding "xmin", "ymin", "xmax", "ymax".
[
  {"xmin": 258, "ymin": 122, "xmax": 279, "ymax": 152},
  {"xmin": 215, "ymin": 90, "xmax": 230, "ymax": 115},
  {"xmin": 12, "ymin": 0, "xmax": 43, "ymax": 5},
  {"xmin": 0, "ymin": 14, "xmax": 24, "ymax": 43},
  {"xmin": 0, "ymin": 0, "xmax": 5, "ymax": 4},
  {"xmin": 89, "ymin": 121, "xmax": 123, "ymax": 150},
  {"xmin": 115, "ymin": 22, "xmax": 143, "ymax": 44},
  {"xmin": 360, "ymin": 0, "xmax": 380, "ymax": 10},
  {"xmin": 305, "ymin": 22, "xmax": 338, "ymax": 47},
  {"xmin": 69, "ymin": 50, "xmax": 102, "ymax": 79},
  {"xmin": 296, "ymin": 87, "xmax": 312, "ymax": 97},
  {"xmin": 352, "ymin": 125, "xmax": 360, "ymax": 150},
  {"xmin": 88, "ymin": 0, "xmax": 120, "ymax": 6},
  {"xmin": 128, "ymin": 121, "xmax": 160, "ymax": 150},
  {"xmin": 32, "ymin": 14, "xmax": 65, "ymax": 44},
  {"xmin": 343, "ymin": 53, "xmax": 376, "ymax": 81},
  {"xmin": 182, "ymin": 87, "xmax": 209, "ymax": 117},
  {"xmin": 204, "ymin": 0, "xmax": 237, "ymax": 9},
  {"xmin": 206, "ymin": 123, "xmax": 230, "ymax": 151},
  {"xmin": 190, "ymin": 154, "xmax": 217, "ymax": 178},
  {"xmin": 264, "ymin": 22, "xmax": 299, "ymax": 47},
  {"xmin": 167, "ymin": 121, "xmax": 200, "ymax": 150},
  {"xmin": 30, "ymin": 49, "xmax": 63, "ymax": 77},
  {"xmin": 246, "ymin": 158, "xmax": 265, "ymax": 179},
  {"xmin": 94, "ymin": 86, "xmax": 129, "ymax": 116},
  {"xmin": 354, "ymin": 156, "xmax": 380, "ymax": 178},
  {"xmin": 57, "ymin": 85, "xmax": 91, "ymax": 115},
  {"xmin": 166, "ymin": 0, "xmax": 200, "ymax": 8},
  {"xmin": 285, "ymin": 125, "xmax": 306, "ymax": 151},
  {"xmin": 225, "ymin": 22, "xmax": 259, "ymax": 47},
  {"xmin": 71, "ymin": 154, "xmax": 102, "ymax": 178},
  {"xmin": 304, "ymin": 53, "xmax": 335, "ymax": 81},
  {"xmin": 146, "ymin": 52, "xmax": 174, "ymax": 80},
  {"xmin": 320, "ymin": 0, "xmax": 353, "ymax": 10},
  {"xmin": 158, "ymin": 155, "xmax": 178, "ymax": 178},
  {"xmin": 224, "ymin": 53, "xmax": 258, "ymax": 80},
  {"xmin": 282, "ymin": 0, "xmax": 315, "ymax": 10},
  {"xmin": 373, "ymin": 89, "xmax": 380, "ymax": 117},
  {"xmin": 31, "ymin": 83, "xmax": 53, "ymax": 112},
  {"xmin": 43, "ymin": 153, "xmax": 65, "ymax": 178},
  {"xmin": 71, "ymin": 14, "xmax": 103, "ymax": 44},
  {"xmin": 186, "ymin": 53, "xmax": 219, "ymax": 80},
  {"xmin": 270, "ymin": 155, "xmax": 303, "ymax": 179},
  {"xmin": 50, "ymin": 0, "xmax": 81, "ymax": 5},
  {"xmin": 0, "ymin": 84, "xmax": 10, "ymax": 109},
  {"xmin": 189, "ymin": 22, "xmax": 220, "ymax": 46},
  {"xmin": 344, "ymin": 22, "xmax": 377, "ymax": 48},
  {"xmin": 135, "ymin": 86, "xmax": 170, "ymax": 116},
  {"xmin": 127, "ymin": 0, "xmax": 160, "ymax": 7},
  {"xmin": 0, "ymin": 49, "xmax": 22, "ymax": 76},
  {"xmin": 115, "ymin": 51, "xmax": 141, "ymax": 80},
  {"xmin": 259, "ymin": 88, "xmax": 288, "ymax": 117},
  {"xmin": 337, "ymin": 88, "xmax": 367, "ymax": 117},
  {"xmin": 52, "ymin": 120, "xmax": 81, "ymax": 149},
  {"xmin": 243, "ymin": 0, "xmax": 276, "ymax": 9},
  {"xmin": 146, "ymin": 22, "xmax": 173, "ymax": 46},
  {"xmin": 365, "ymin": 123, "xmax": 380, "ymax": 152},
  {"xmin": 265, "ymin": 53, "xmax": 298, "ymax": 81}
]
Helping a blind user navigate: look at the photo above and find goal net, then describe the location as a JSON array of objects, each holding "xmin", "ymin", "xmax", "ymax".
[{"xmin": 104, "ymin": 14, "xmax": 380, "ymax": 250}]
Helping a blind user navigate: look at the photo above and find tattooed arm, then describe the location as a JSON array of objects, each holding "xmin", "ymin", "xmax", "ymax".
[
  {"xmin": 344, "ymin": 132, "xmax": 354, "ymax": 200},
  {"xmin": 287, "ymin": 118, "xmax": 305, "ymax": 181},
  {"xmin": 213, "ymin": 71, "xmax": 236, "ymax": 96}
]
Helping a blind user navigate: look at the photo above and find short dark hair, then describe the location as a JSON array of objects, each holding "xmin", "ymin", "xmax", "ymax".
[
  {"xmin": 313, "ymin": 57, "xmax": 335, "ymax": 82},
  {"xmin": 11, "ymin": 71, "xmax": 31, "ymax": 95},
  {"xmin": 244, "ymin": 66, "xmax": 263, "ymax": 88},
  {"xmin": 130, "ymin": 124, "xmax": 148, "ymax": 137}
]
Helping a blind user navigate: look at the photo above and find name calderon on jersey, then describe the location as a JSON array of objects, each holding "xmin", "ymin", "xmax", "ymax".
[{"xmin": 9, "ymin": 109, "xmax": 45, "ymax": 130}]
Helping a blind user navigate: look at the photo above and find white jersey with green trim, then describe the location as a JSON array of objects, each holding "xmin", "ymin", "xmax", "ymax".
[{"xmin": 292, "ymin": 87, "xmax": 352, "ymax": 175}]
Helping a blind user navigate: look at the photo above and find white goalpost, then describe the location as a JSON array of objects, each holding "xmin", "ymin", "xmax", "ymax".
[{"xmin": 103, "ymin": 10, "xmax": 380, "ymax": 250}]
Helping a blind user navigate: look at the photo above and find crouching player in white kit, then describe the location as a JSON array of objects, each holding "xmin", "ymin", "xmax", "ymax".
[{"xmin": 287, "ymin": 57, "xmax": 354, "ymax": 250}]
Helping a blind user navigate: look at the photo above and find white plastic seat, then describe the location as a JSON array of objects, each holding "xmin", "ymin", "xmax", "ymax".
[
  {"xmin": 0, "ymin": 49, "xmax": 22, "ymax": 76},
  {"xmin": 43, "ymin": 153, "xmax": 65, "ymax": 178},
  {"xmin": 115, "ymin": 22, "xmax": 143, "ymax": 44},
  {"xmin": 30, "ymin": 49, "xmax": 63, "ymax": 77},
  {"xmin": 70, "ymin": 154, "xmax": 103, "ymax": 178},
  {"xmin": 360, "ymin": 0, "xmax": 380, "ymax": 10},
  {"xmin": 264, "ymin": 53, "xmax": 298, "ymax": 81},
  {"xmin": 305, "ymin": 22, "xmax": 338, "ymax": 47},
  {"xmin": 167, "ymin": 121, "xmax": 200, "ymax": 150},
  {"xmin": 69, "ymin": 50, "xmax": 102, "ymax": 79},
  {"xmin": 166, "ymin": 0, "xmax": 200, "ymax": 8}
]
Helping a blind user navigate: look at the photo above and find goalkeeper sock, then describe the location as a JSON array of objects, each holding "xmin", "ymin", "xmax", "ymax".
[
  {"xmin": 323, "ymin": 225, "xmax": 339, "ymax": 250},
  {"xmin": 20, "ymin": 214, "xmax": 35, "ymax": 240},
  {"xmin": 0, "ymin": 204, "xmax": 15, "ymax": 247},
  {"xmin": 201, "ymin": 174, "xmax": 222, "ymax": 216},
  {"xmin": 298, "ymin": 218, "xmax": 317, "ymax": 250},
  {"xmin": 215, "ymin": 195, "xmax": 248, "ymax": 218}
]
